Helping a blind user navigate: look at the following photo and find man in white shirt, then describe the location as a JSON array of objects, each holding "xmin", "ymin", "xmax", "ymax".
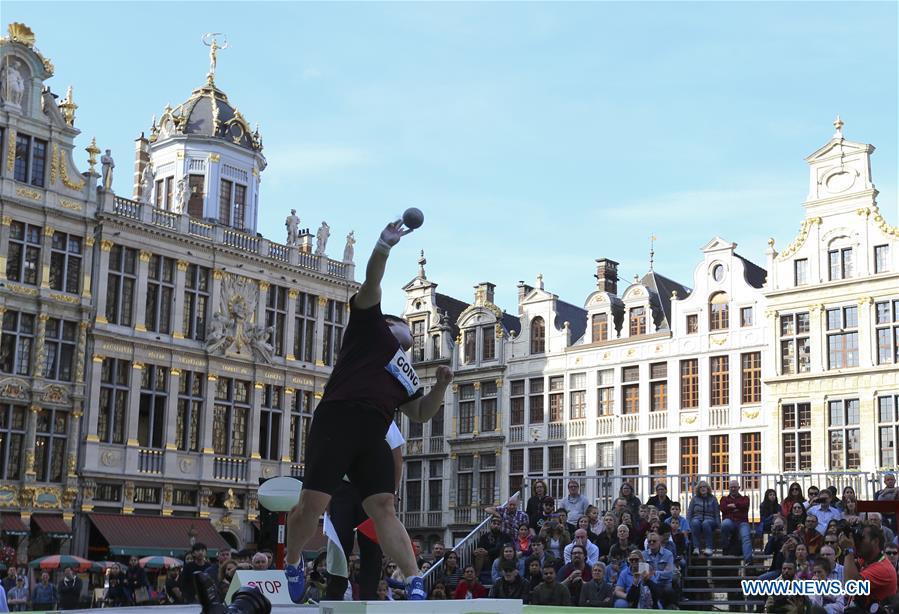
[{"xmin": 563, "ymin": 529, "xmax": 600, "ymax": 567}]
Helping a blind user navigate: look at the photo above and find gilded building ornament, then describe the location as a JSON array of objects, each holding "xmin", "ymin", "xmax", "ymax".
[
  {"xmin": 6, "ymin": 130, "xmax": 15, "ymax": 173},
  {"xmin": 857, "ymin": 296, "xmax": 873, "ymax": 306},
  {"xmin": 176, "ymin": 260, "xmax": 189, "ymax": 272},
  {"xmin": 92, "ymin": 354, "xmax": 105, "ymax": 363},
  {"xmin": 209, "ymin": 153, "xmax": 221, "ymax": 162},
  {"xmin": 66, "ymin": 454, "xmax": 77, "ymax": 476},
  {"xmin": 100, "ymin": 240, "xmax": 114, "ymax": 252},
  {"xmin": 123, "ymin": 481, "xmax": 135, "ymax": 501},
  {"xmin": 24, "ymin": 450, "xmax": 36, "ymax": 475},
  {"xmin": 494, "ymin": 323, "xmax": 504, "ymax": 339},
  {"xmin": 318, "ymin": 296, "xmax": 328, "ymax": 307},
  {"xmin": 57, "ymin": 148, "xmax": 85, "ymax": 190},
  {"xmin": 258, "ymin": 280, "xmax": 270, "ymax": 292},
  {"xmin": 0, "ymin": 378, "xmax": 28, "ymax": 402},
  {"xmin": 207, "ymin": 375, "xmax": 218, "ymax": 382},
  {"xmin": 287, "ymin": 288, "xmax": 299, "ymax": 299},
  {"xmin": 170, "ymin": 368, "xmax": 182, "ymax": 376},
  {"xmin": 0, "ymin": 485, "xmax": 19, "ymax": 507},
  {"xmin": 18, "ymin": 485, "xmax": 35, "ymax": 508},
  {"xmin": 1, "ymin": 216, "xmax": 11, "ymax": 226},
  {"xmin": 864, "ymin": 205, "xmax": 899, "ymax": 238},
  {"xmin": 59, "ymin": 199, "xmax": 82, "ymax": 211},
  {"xmin": 15, "ymin": 187, "xmax": 41, "ymax": 200},
  {"xmin": 776, "ymin": 217, "xmax": 823, "ymax": 261},
  {"xmin": 58, "ymin": 86, "xmax": 77, "ymax": 126},
  {"xmin": 49, "ymin": 293, "xmax": 80, "ymax": 304},
  {"xmin": 50, "ymin": 143, "xmax": 59, "ymax": 184},
  {"xmin": 212, "ymin": 268, "xmax": 224, "ymax": 280},
  {"xmin": 28, "ymin": 404, "xmax": 41, "ymax": 414},
  {"xmin": 61, "ymin": 486, "xmax": 78, "ymax": 508},
  {"xmin": 86, "ymin": 137, "xmax": 100, "ymax": 172},
  {"xmin": 206, "ymin": 273, "xmax": 274, "ymax": 363},
  {"xmin": 139, "ymin": 251, "xmax": 153, "ymax": 263}
]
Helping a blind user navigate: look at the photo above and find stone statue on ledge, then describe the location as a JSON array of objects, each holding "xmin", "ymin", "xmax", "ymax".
[
  {"xmin": 315, "ymin": 221, "xmax": 330, "ymax": 255},
  {"xmin": 101, "ymin": 149, "xmax": 115, "ymax": 191},
  {"xmin": 285, "ymin": 209, "xmax": 300, "ymax": 246},
  {"xmin": 343, "ymin": 231, "xmax": 355, "ymax": 263}
]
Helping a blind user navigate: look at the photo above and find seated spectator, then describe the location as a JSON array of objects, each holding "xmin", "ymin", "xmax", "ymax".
[
  {"xmin": 618, "ymin": 482, "xmax": 641, "ymax": 519},
  {"xmin": 786, "ymin": 501, "xmax": 807, "ymax": 533},
  {"xmin": 519, "ymin": 536, "xmax": 553, "ymax": 576},
  {"xmin": 523, "ymin": 556, "xmax": 544, "ymax": 592},
  {"xmin": 438, "ymin": 551, "xmax": 462, "ymax": 594},
  {"xmin": 669, "ymin": 517, "xmax": 688, "ymax": 562},
  {"xmin": 613, "ymin": 551, "xmax": 654, "ymax": 609},
  {"xmin": 793, "ymin": 543, "xmax": 813, "ymax": 580},
  {"xmin": 529, "ymin": 562, "xmax": 571, "ymax": 606},
  {"xmin": 595, "ymin": 513, "xmax": 618, "ymax": 557},
  {"xmin": 781, "ymin": 482, "xmax": 806, "ymax": 518},
  {"xmin": 808, "ymin": 488, "xmax": 843, "ymax": 535},
  {"xmin": 688, "ymin": 480, "xmax": 721, "ymax": 556},
  {"xmin": 429, "ymin": 581, "xmax": 447, "ymax": 600},
  {"xmin": 806, "ymin": 485, "xmax": 822, "ymax": 510},
  {"xmin": 836, "ymin": 485, "xmax": 856, "ymax": 512},
  {"xmin": 453, "ymin": 565, "xmax": 487, "ymax": 600},
  {"xmin": 875, "ymin": 472, "xmax": 898, "ymax": 532},
  {"xmin": 530, "ymin": 496, "xmax": 558, "ymax": 534},
  {"xmin": 763, "ymin": 561, "xmax": 804, "ymax": 613},
  {"xmin": 557, "ymin": 508, "xmax": 577, "ymax": 536},
  {"xmin": 720, "ymin": 479, "xmax": 752, "ymax": 564},
  {"xmin": 819, "ymin": 544, "xmax": 843, "ymax": 582},
  {"xmin": 564, "ymin": 529, "xmax": 600, "ymax": 567},
  {"xmin": 603, "ymin": 559, "xmax": 620, "ymax": 586},
  {"xmin": 619, "ymin": 511, "xmax": 640, "ymax": 545},
  {"xmin": 808, "ymin": 557, "xmax": 844, "ymax": 614},
  {"xmin": 759, "ymin": 488, "xmax": 781, "ymax": 534},
  {"xmin": 302, "ymin": 553, "xmax": 328, "ymax": 603},
  {"xmin": 420, "ymin": 561, "xmax": 431, "ymax": 574},
  {"xmin": 839, "ymin": 523, "xmax": 898, "ymax": 608},
  {"xmin": 757, "ymin": 519, "xmax": 791, "ymax": 582},
  {"xmin": 608, "ymin": 524, "xmax": 637, "ymax": 564},
  {"xmin": 375, "ymin": 580, "xmax": 389, "ymax": 601},
  {"xmin": 794, "ymin": 513, "xmax": 824, "ymax": 555},
  {"xmin": 633, "ymin": 507, "xmax": 651, "ymax": 546},
  {"xmin": 513, "ymin": 523, "xmax": 533, "ymax": 559},
  {"xmin": 539, "ymin": 519, "xmax": 570, "ymax": 561},
  {"xmin": 217, "ymin": 561, "xmax": 238, "ymax": 600},
  {"xmin": 642, "ymin": 531, "xmax": 678, "ymax": 608},
  {"xmin": 526, "ymin": 480, "xmax": 550, "ymax": 527},
  {"xmin": 560, "ymin": 480, "xmax": 590, "ymax": 525},
  {"xmin": 478, "ymin": 515, "xmax": 512, "ymax": 560},
  {"xmin": 488, "ymin": 559, "xmax": 529, "ymax": 602},
  {"xmin": 579, "ymin": 562, "xmax": 614, "ymax": 607},
  {"xmin": 646, "ymin": 483, "xmax": 673, "ymax": 521},
  {"xmin": 584, "ymin": 505, "xmax": 602, "ymax": 541},
  {"xmin": 485, "ymin": 496, "xmax": 531, "ymax": 541},
  {"xmin": 491, "ymin": 545, "xmax": 518, "ymax": 584},
  {"xmin": 163, "ymin": 567, "xmax": 183, "ymax": 605},
  {"xmin": 867, "ymin": 512, "xmax": 896, "ymax": 546},
  {"xmin": 886, "ymin": 544, "xmax": 899, "ymax": 573},
  {"xmin": 669, "ymin": 502, "xmax": 690, "ymax": 543},
  {"xmin": 559, "ymin": 544, "xmax": 589, "ymax": 604},
  {"xmin": 610, "ymin": 497, "xmax": 628, "ymax": 521},
  {"xmin": 251, "ymin": 553, "xmax": 269, "ymax": 571},
  {"xmin": 431, "ymin": 542, "xmax": 445, "ymax": 564}
]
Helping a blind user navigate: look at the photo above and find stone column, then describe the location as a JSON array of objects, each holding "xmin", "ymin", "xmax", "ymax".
[
  {"xmin": 200, "ymin": 375, "xmax": 219, "ymax": 481},
  {"xmin": 23, "ymin": 403, "xmax": 40, "ymax": 481},
  {"xmin": 0, "ymin": 216, "xmax": 12, "ymax": 280},
  {"xmin": 856, "ymin": 296, "xmax": 873, "ymax": 369},
  {"xmin": 164, "ymin": 368, "xmax": 182, "ymax": 473},
  {"xmin": 257, "ymin": 280, "xmax": 270, "ymax": 334},
  {"xmin": 81, "ymin": 237, "xmax": 95, "ymax": 300},
  {"xmin": 133, "ymin": 250, "xmax": 152, "ymax": 332},
  {"xmin": 66, "ymin": 402, "xmax": 83, "ymax": 484},
  {"xmin": 94, "ymin": 241, "xmax": 114, "ymax": 324},
  {"xmin": 248, "ymin": 383, "xmax": 264, "ymax": 483},
  {"xmin": 84, "ymin": 354, "xmax": 105, "ymax": 441},
  {"xmin": 279, "ymin": 389, "xmax": 294, "ymax": 466},
  {"xmin": 32, "ymin": 312, "xmax": 48, "ymax": 378},
  {"xmin": 314, "ymin": 296, "xmax": 327, "ymax": 366},
  {"xmin": 40, "ymin": 225, "xmax": 55, "ymax": 289},
  {"xmin": 125, "ymin": 362, "xmax": 144, "ymax": 471},
  {"xmin": 284, "ymin": 289, "xmax": 298, "ymax": 361},
  {"xmin": 808, "ymin": 304, "xmax": 825, "ymax": 372},
  {"xmin": 210, "ymin": 269, "xmax": 224, "ymax": 321},
  {"xmin": 172, "ymin": 260, "xmax": 189, "ymax": 339}
]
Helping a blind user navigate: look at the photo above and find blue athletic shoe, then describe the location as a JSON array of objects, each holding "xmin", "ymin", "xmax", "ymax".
[
  {"xmin": 284, "ymin": 562, "xmax": 305, "ymax": 604},
  {"xmin": 406, "ymin": 575, "xmax": 426, "ymax": 600}
]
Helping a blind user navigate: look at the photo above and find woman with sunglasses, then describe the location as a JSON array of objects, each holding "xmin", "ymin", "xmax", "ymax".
[
  {"xmin": 786, "ymin": 501, "xmax": 807, "ymax": 533},
  {"xmin": 780, "ymin": 482, "xmax": 806, "ymax": 518}
]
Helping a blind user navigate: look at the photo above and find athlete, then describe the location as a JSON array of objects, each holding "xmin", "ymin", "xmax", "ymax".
[{"xmin": 284, "ymin": 218, "xmax": 453, "ymax": 602}]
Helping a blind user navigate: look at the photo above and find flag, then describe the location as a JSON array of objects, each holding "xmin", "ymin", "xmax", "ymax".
[{"xmin": 323, "ymin": 512, "xmax": 348, "ymax": 578}]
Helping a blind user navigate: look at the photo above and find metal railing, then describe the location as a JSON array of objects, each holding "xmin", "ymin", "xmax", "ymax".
[
  {"xmin": 422, "ymin": 490, "xmax": 521, "ymax": 596},
  {"xmin": 520, "ymin": 472, "xmax": 883, "ymax": 523}
]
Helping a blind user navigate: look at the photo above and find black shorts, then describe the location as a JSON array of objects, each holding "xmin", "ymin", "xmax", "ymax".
[{"xmin": 303, "ymin": 401, "xmax": 395, "ymax": 501}]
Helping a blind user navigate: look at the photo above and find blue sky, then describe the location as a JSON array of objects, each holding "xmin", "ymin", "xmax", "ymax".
[{"xmin": 7, "ymin": 2, "xmax": 897, "ymax": 315}]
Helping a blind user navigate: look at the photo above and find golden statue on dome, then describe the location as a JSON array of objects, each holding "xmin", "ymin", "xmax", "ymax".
[{"xmin": 201, "ymin": 32, "xmax": 228, "ymax": 85}]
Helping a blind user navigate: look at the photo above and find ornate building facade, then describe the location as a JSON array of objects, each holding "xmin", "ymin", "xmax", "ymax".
[
  {"xmin": 0, "ymin": 24, "xmax": 355, "ymax": 558},
  {"xmin": 399, "ymin": 120, "xmax": 898, "ymax": 547}
]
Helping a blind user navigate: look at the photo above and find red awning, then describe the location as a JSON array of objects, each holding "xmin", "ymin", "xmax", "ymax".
[
  {"xmin": 1, "ymin": 514, "xmax": 29, "ymax": 536},
  {"xmin": 32, "ymin": 514, "xmax": 72, "ymax": 537},
  {"xmin": 88, "ymin": 513, "xmax": 231, "ymax": 557}
]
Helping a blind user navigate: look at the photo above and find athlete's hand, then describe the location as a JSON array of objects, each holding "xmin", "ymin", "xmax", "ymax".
[
  {"xmin": 435, "ymin": 365, "xmax": 453, "ymax": 386},
  {"xmin": 380, "ymin": 220, "xmax": 412, "ymax": 248}
]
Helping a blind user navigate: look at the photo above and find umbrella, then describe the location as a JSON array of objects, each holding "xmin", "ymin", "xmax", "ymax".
[
  {"xmin": 30, "ymin": 555, "xmax": 93, "ymax": 571},
  {"xmin": 138, "ymin": 556, "xmax": 183, "ymax": 569}
]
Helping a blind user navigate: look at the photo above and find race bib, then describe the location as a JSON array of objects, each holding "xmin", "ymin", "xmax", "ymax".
[{"xmin": 385, "ymin": 348, "xmax": 420, "ymax": 396}]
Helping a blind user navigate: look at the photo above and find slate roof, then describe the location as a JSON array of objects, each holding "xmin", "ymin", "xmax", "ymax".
[
  {"xmin": 640, "ymin": 271, "xmax": 691, "ymax": 332},
  {"xmin": 554, "ymin": 299, "xmax": 588, "ymax": 344},
  {"xmin": 735, "ymin": 254, "xmax": 767, "ymax": 289}
]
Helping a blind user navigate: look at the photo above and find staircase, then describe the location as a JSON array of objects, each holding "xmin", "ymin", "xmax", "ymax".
[{"xmin": 679, "ymin": 552, "xmax": 768, "ymax": 611}]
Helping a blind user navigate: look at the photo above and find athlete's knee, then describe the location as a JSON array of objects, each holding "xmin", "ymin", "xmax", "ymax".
[{"xmin": 362, "ymin": 493, "xmax": 396, "ymax": 521}]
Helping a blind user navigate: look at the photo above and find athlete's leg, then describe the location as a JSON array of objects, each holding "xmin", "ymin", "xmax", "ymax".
[
  {"xmin": 285, "ymin": 489, "xmax": 331, "ymax": 565},
  {"xmin": 361, "ymin": 493, "xmax": 418, "ymax": 578}
]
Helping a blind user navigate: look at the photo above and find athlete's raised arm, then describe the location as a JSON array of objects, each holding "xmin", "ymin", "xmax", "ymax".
[{"xmin": 355, "ymin": 220, "xmax": 412, "ymax": 310}]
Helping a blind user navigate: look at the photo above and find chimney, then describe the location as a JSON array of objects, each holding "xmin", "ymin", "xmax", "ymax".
[
  {"xmin": 474, "ymin": 282, "xmax": 495, "ymax": 305},
  {"xmin": 595, "ymin": 258, "xmax": 619, "ymax": 295},
  {"xmin": 133, "ymin": 134, "xmax": 150, "ymax": 201},
  {"xmin": 517, "ymin": 281, "xmax": 533, "ymax": 314}
]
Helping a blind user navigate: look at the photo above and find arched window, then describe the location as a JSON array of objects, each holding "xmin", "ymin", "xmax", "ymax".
[
  {"xmin": 530, "ymin": 317, "xmax": 545, "ymax": 354},
  {"xmin": 709, "ymin": 292, "xmax": 729, "ymax": 331}
]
